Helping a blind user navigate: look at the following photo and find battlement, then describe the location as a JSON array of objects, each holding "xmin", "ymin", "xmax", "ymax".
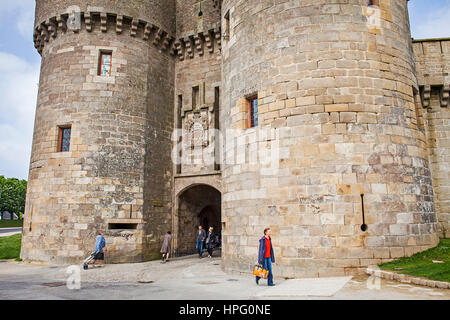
[
  {"xmin": 34, "ymin": 9, "xmax": 222, "ymax": 61},
  {"xmin": 33, "ymin": 11, "xmax": 176, "ymax": 55},
  {"xmin": 412, "ymin": 38, "xmax": 450, "ymax": 108},
  {"xmin": 174, "ymin": 27, "xmax": 222, "ymax": 61}
]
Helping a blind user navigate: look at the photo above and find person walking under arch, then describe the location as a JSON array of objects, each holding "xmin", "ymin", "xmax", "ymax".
[
  {"xmin": 205, "ymin": 227, "xmax": 215, "ymax": 258},
  {"xmin": 256, "ymin": 227, "xmax": 275, "ymax": 286},
  {"xmin": 196, "ymin": 225, "xmax": 206, "ymax": 258}
]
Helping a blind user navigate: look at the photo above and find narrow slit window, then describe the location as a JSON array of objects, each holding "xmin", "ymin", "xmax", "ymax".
[
  {"xmin": 413, "ymin": 87, "xmax": 425, "ymax": 131},
  {"xmin": 248, "ymin": 97, "xmax": 258, "ymax": 128},
  {"xmin": 99, "ymin": 52, "xmax": 112, "ymax": 76},
  {"xmin": 192, "ymin": 86, "xmax": 200, "ymax": 109},
  {"xmin": 58, "ymin": 126, "xmax": 71, "ymax": 152},
  {"xmin": 224, "ymin": 10, "xmax": 230, "ymax": 40}
]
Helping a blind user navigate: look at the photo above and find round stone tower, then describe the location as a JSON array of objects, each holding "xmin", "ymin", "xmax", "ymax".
[
  {"xmin": 21, "ymin": 0, "xmax": 176, "ymax": 264},
  {"xmin": 221, "ymin": 0, "xmax": 440, "ymax": 277}
]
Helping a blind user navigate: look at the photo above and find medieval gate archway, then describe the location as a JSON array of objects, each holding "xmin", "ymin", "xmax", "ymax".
[{"xmin": 174, "ymin": 184, "xmax": 221, "ymax": 256}]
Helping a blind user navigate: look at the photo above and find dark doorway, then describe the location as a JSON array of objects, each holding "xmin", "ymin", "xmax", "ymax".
[
  {"xmin": 199, "ymin": 205, "xmax": 221, "ymax": 235},
  {"xmin": 176, "ymin": 185, "xmax": 221, "ymax": 256}
]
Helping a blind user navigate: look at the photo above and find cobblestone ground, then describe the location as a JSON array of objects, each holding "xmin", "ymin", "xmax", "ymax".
[{"xmin": 0, "ymin": 255, "xmax": 448, "ymax": 300}]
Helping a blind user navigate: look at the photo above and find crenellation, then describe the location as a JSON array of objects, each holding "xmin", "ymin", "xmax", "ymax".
[
  {"xmin": 161, "ymin": 36, "xmax": 174, "ymax": 52},
  {"xmin": 186, "ymin": 35, "xmax": 196, "ymax": 59},
  {"xmin": 100, "ymin": 12, "xmax": 107, "ymax": 32},
  {"xmin": 33, "ymin": 11, "xmax": 176, "ymax": 55},
  {"xmin": 45, "ymin": 19, "xmax": 57, "ymax": 38},
  {"xmin": 153, "ymin": 29, "xmax": 164, "ymax": 47},
  {"xmin": 204, "ymin": 30, "xmax": 214, "ymax": 53},
  {"xmin": 143, "ymin": 22, "xmax": 152, "ymax": 41},
  {"xmin": 440, "ymin": 85, "xmax": 449, "ymax": 108},
  {"xmin": 194, "ymin": 34, "xmax": 204, "ymax": 56},
  {"xmin": 55, "ymin": 15, "xmax": 66, "ymax": 33},
  {"xmin": 116, "ymin": 14, "xmax": 123, "ymax": 34},
  {"xmin": 84, "ymin": 12, "xmax": 93, "ymax": 32},
  {"xmin": 175, "ymin": 40, "xmax": 184, "ymax": 61},
  {"xmin": 130, "ymin": 18, "xmax": 138, "ymax": 37}
]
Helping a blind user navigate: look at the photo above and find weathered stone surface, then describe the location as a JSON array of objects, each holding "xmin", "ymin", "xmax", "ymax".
[
  {"xmin": 220, "ymin": 0, "xmax": 442, "ymax": 277},
  {"xmin": 22, "ymin": 1, "xmax": 448, "ymax": 279}
]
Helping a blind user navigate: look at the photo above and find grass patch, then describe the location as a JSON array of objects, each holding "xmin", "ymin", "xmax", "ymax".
[
  {"xmin": 379, "ymin": 239, "xmax": 450, "ymax": 282},
  {"xmin": 0, "ymin": 219, "xmax": 23, "ymax": 228},
  {"xmin": 0, "ymin": 234, "xmax": 22, "ymax": 260}
]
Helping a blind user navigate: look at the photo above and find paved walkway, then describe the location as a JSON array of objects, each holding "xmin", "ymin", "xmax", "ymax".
[{"xmin": 0, "ymin": 255, "xmax": 448, "ymax": 300}]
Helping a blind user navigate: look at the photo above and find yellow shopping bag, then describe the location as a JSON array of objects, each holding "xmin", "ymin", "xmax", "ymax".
[{"xmin": 253, "ymin": 264, "xmax": 269, "ymax": 279}]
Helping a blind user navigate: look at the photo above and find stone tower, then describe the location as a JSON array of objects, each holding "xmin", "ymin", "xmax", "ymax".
[
  {"xmin": 21, "ymin": 0, "xmax": 176, "ymax": 263},
  {"xmin": 220, "ymin": 0, "xmax": 440, "ymax": 277}
]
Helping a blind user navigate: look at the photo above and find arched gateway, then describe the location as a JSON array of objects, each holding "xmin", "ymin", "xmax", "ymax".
[{"xmin": 174, "ymin": 184, "xmax": 221, "ymax": 256}]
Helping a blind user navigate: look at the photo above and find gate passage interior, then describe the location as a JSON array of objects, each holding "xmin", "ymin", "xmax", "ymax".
[{"xmin": 176, "ymin": 185, "xmax": 221, "ymax": 256}]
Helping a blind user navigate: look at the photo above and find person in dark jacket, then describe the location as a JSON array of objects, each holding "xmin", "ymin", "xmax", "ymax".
[
  {"xmin": 205, "ymin": 227, "xmax": 215, "ymax": 258},
  {"xmin": 92, "ymin": 232, "xmax": 106, "ymax": 267},
  {"xmin": 196, "ymin": 225, "xmax": 206, "ymax": 258},
  {"xmin": 214, "ymin": 234, "xmax": 221, "ymax": 249},
  {"xmin": 256, "ymin": 227, "xmax": 275, "ymax": 286}
]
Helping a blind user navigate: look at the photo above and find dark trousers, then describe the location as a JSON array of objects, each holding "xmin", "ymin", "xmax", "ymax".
[
  {"xmin": 196, "ymin": 240, "xmax": 204, "ymax": 256},
  {"xmin": 256, "ymin": 257, "xmax": 273, "ymax": 286}
]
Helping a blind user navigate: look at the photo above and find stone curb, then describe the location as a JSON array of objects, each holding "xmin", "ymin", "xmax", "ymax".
[{"xmin": 366, "ymin": 266, "xmax": 450, "ymax": 289}]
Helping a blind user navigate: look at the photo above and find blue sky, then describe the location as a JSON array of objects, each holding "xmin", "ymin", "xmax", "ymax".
[{"xmin": 0, "ymin": 0, "xmax": 449, "ymax": 180}]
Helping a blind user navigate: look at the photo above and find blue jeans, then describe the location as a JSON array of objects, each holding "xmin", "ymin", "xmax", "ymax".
[
  {"xmin": 256, "ymin": 257, "xmax": 273, "ymax": 286},
  {"xmin": 196, "ymin": 240, "xmax": 204, "ymax": 256}
]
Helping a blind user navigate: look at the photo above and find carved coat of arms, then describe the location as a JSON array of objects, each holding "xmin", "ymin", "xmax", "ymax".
[{"xmin": 184, "ymin": 111, "xmax": 209, "ymax": 148}]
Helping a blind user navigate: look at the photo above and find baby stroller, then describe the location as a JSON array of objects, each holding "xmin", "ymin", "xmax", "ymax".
[{"xmin": 82, "ymin": 252, "xmax": 97, "ymax": 270}]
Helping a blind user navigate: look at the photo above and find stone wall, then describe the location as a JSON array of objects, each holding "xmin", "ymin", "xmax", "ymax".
[
  {"xmin": 35, "ymin": 0, "xmax": 176, "ymax": 36},
  {"xmin": 413, "ymin": 38, "xmax": 450, "ymax": 238},
  {"xmin": 174, "ymin": 45, "xmax": 221, "ymax": 174},
  {"xmin": 176, "ymin": 0, "xmax": 221, "ymax": 39},
  {"xmin": 221, "ymin": 0, "xmax": 439, "ymax": 277}
]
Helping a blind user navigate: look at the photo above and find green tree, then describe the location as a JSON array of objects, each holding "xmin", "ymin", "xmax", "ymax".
[{"xmin": 0, "ymin": 176, "xmax": 27, "ymax": 219}]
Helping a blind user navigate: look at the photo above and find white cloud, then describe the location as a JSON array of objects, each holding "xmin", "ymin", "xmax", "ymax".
[
  {"xmin": 0, "ymin": 0, "xmax": 35, "ymax": 40},
  {"xmin": 0, "ymin": 51, "xmax": 40, "ymax": 180},
  {"xmin": 16, "ymin": 7, "xmax": 35, "ymax": 40},
  {"xmin": 410, "ymin": 2, "xmax": 450, "ymax": 39}
]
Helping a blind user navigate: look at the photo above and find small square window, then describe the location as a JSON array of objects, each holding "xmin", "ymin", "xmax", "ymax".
[
  {"xmin": 58, "ymin": 126, "xmax": 71, "ymax": 152},
  {"xmin": 248, "ymin": 97, "xmax": 258, "ymax": 128},
  {"xmin": 98, "ymin": 52, "xmax": 112, "ymax": 76}
]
